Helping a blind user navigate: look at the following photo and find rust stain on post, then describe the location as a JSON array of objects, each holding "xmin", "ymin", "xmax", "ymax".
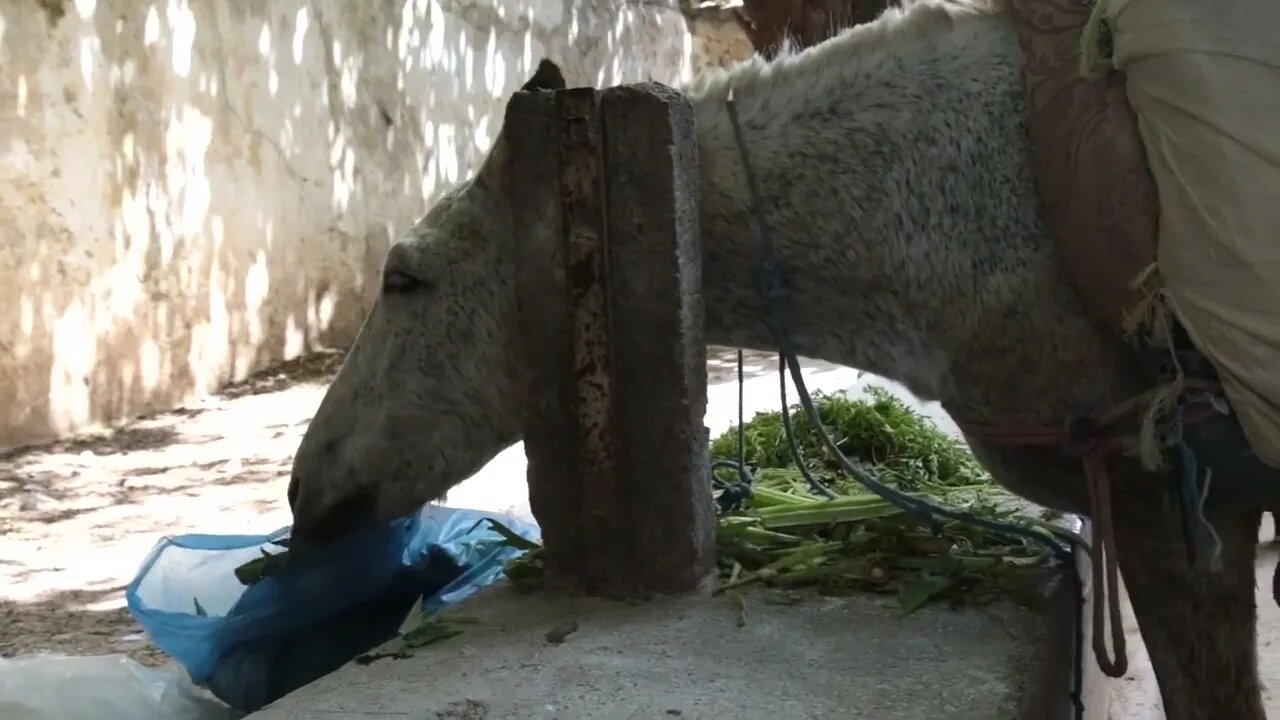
[
  {"xmin": 505, "ymin": 88, "xmax": 585, "ymax": 585},
  {"xmin": 555, "ymin": 88, "xmax": 626, "ymax": 596}
]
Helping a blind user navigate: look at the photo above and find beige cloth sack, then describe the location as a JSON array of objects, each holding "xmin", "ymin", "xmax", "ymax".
[{"xmin": 1102, "ymin": 0, "xmax": 1280, "ymax": 466}]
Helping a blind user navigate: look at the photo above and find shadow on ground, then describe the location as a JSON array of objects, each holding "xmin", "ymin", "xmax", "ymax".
[
  {"xmin": 0, "ymin": 586, "xmax": 165, "ymax": 665},
  {"xmin": 0, "ymin": 350, "xmax": 346, "ymax": 664}
]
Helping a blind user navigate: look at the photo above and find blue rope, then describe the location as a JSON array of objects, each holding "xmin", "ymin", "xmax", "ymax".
[
  {"xmin": 1167, "ymin": 407, "xmax": 1223, "ymax": 573},
  {"xmin": 774, "ymin": 351, "xmax": 840, "ymax": 500},
  {"xmin": 710, "ymin": 347, "xmax": 838, "ymax": 512},
  {"xmin": 710, "ymin": 350, "xmax": 756, "ymax": 513},
  {"xmin": 1174, "ymin": 441, "xmax": 1214, "ymax": 570},
  {"xmin": 722, "ymin": 89, "xmax": 1075, "ymax": 564}
]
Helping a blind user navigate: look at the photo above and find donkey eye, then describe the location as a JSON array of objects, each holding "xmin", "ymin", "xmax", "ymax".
[{"xmin": 382, "ymin": 269, "xmax": 425, "ymax": 295}]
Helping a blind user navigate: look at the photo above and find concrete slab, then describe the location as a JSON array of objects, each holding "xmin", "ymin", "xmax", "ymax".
[{"xmin": 249, "ymin": 582, "xmax": 1072, "ymax": 720}]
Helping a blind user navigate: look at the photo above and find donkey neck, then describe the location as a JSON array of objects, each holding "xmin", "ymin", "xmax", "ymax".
[{"xmin": 685, "ymin": 3, "xmax": 1131, "ymax": 421}]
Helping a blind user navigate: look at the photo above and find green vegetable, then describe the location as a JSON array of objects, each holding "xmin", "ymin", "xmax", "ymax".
[
  {"xmin": 357, "ymin": 600, "xmax": 476, "ymax": 665},
  {"xmin": 709, "ymin": 387, "xmax": 992, "ymax": 493},
  {"xmin": 710, "ymin": 388, "xmax": 1057, "ymax": 613},
  {"xmin": 477, "ymin": 518, "xmax": 541, "ymax": 551},
  {"xmin": 234, "ymin": 548, "xmax": 290, "ymax": 586}
]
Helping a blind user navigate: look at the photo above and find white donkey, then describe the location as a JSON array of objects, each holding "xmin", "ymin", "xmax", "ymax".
[{"xmin": 288, "ymin": 1, "xmax": 1265, "ymax": 716}]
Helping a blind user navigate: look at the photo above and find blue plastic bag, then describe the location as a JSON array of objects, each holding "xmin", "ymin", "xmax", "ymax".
[{"xmin": 126, "ymin": 505, "xmax": 540, "ymax": 713}]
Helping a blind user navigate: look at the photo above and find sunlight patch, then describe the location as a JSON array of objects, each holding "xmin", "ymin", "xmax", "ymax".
[
  {"xmin": 143, "ymin": 5, "xmax": 160, "ymax": 45},
  {"xmin": 166, "ymin": 0, "xmax": 196, "ymax": 78},
  {"xmin": 292, "ymin": 6, "xmax": 309, "ymax": 65},
  {"xmin": 139, "ymin": 337, "xmax": 162, "ymax": 393}
]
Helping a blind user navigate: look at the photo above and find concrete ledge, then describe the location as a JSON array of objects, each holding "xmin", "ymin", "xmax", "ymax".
[
  {"xmin": 1019, "ymin": 519, "xmax": 1109, "ymax": 720},
  {"xmin": 250, "ymin": 560, "xmax": 1102, "ymax": 720}
]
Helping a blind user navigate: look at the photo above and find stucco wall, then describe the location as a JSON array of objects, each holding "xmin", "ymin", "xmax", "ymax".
[
  {"xmin": 685, "ymin": 2, "xmax": 754, "ymax": 71},
  {"xmin": 0, "ymin": 0, "xmax": 721, "ymax": 449}
]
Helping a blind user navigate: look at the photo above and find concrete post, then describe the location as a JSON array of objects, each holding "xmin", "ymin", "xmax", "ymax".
[
  {"xmin": 599, "ymin": 83, "xmax": 715, "ymax": 596},
  {"xmin": 506, "ymin": 82, "xmax": 715, "ymax": 598},
  {"xmin": 505, "ymin": 89, "xmax": 584, "ymax": 585}
]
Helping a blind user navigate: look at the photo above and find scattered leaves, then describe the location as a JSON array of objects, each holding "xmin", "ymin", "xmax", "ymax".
[
  {"xmin": 402, "ymin": 618, "xmax": 466, "ymax": 649},
  {"xmin": 898, "ymin": 574, "xmax": 954, "ymax": 614},
  {"xmin": 475, "ymin": 518, "xmax": 541, "ymax": 552},
  {"xmin": 355, "ymin": 612, "xmax": 474, "ymax": 665},
  {"xmin": 502, "ymin": 547, "xmax": 545, "ymax": 593}
]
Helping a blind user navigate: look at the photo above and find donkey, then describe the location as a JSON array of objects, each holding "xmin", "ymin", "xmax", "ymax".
[{"xmin": 288, "ymin": 1, "xmax": 1265, "ymax": 716}]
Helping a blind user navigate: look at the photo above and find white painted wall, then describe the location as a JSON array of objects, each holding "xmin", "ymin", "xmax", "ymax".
[{"xmin": 0, "ymin": 0, "xmax": 698, "ymax": 449}]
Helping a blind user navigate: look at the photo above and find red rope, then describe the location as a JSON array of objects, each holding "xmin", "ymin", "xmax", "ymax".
[
  {"xmin": 960, "ymin": 399, "xmax": 1221, "ymax": 679},
  {"xmin": 962, "ymin": 417, "xmax": 1128, "ymax": 677}
]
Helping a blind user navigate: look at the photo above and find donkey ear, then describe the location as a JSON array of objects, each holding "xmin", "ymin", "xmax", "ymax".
[
  {"xmin": 478, "ymin": 59, "xmax": 566, "ymax": 188},
  {"xmin": 521, "ymin": 59, "xmax": 566, "ymax": 92}
]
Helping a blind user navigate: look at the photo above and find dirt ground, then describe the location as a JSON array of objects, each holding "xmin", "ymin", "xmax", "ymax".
[{"xmin": 0, "ymin": 351, "xmax": 345, "ymax": 665}]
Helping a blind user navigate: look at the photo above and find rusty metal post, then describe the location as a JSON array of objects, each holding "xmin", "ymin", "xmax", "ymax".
[{"xmin": 506, "ymin": 82, "xmax": 715, "ymax": 598}]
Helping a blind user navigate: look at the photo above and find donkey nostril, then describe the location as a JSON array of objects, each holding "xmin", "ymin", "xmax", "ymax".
[
  {"xmin": 299, "ymin": 485, "xmax": 381, "ymax": 549},
  {"xmin": 290, "ymin": 437, "xmax": 340, "ymax": 513},
  {"xmin": 287, "ymin": 473, "xmax": 301, "ymax": 511}
]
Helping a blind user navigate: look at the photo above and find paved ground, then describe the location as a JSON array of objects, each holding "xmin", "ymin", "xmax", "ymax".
[
  {"xmin": 0, "ymin": 351, "xmax": 342, "ymax": 664},
  {"xmin": 248, "ymin": 584, "xmax": 1063, "ymax": 720}
]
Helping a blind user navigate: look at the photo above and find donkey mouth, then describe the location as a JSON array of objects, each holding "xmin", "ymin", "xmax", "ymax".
[{"xmin": 287, "ymin": 478, "xmax": 382, "ymax": 555}]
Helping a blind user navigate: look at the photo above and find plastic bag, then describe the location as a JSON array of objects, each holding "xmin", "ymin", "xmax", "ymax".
[
  {"xmin": 126, "ymin": 505, "xmax": 540, "ymax": 713},
  {"xmin": 0, "ymin": 653, "xmax": 240, "ymax": 720}
]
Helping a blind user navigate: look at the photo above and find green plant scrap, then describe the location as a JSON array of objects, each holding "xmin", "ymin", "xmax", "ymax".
[
  {"xmin": 234, "ymin": 547, "xmax": 290, "ymax": 586},
  {"xmin": 357, "ymin": 518, "xmax": 538, "ymax": 664},
  {"xmin": 356, "ymin": 596, "xmax": 480, "ymax": 664},
  {"xmin": 503, "ymin": 386, "xmax": 1061, "ymax": 613}
]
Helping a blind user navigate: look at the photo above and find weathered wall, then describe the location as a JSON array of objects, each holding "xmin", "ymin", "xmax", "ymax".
[
  {"xmin": 0, "ymin": 0, "xmax": 723, "ymax": 449},
  {"xmin": 684, "ymin": 2, "xmax": 754, "ymax": 71}
]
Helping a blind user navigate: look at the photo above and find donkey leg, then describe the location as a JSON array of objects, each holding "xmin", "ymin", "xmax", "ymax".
[{"xmin": 1109, "ymin": 477, "xmax": 1264, "ymax": 719}]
